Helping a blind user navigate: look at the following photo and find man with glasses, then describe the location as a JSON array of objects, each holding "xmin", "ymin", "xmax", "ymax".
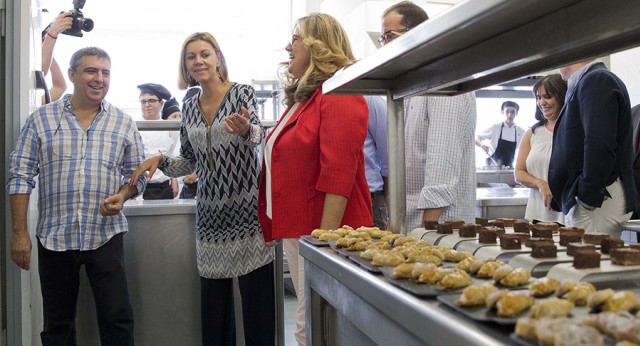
[
  {"xmin": 137, "ymin": 83, "xmax": 179, "ymax": 199},
  {"xmin": 475, "ymin": 101, "xmax": 525, "ymax": 167},
  {"xmin": 7, "ymin": 46, "xmax": 145, "ymax": 345},
  {"xmin": 380, "ymin": 1, "xmax": 478, "ymax": 230}
]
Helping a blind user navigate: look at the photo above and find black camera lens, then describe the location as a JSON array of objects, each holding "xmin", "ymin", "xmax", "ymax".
[{"xmin": 78, "ymin": 18, "xmax": 94, "ymax": 32}]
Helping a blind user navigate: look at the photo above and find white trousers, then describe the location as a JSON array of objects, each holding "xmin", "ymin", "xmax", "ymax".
[
  {"xmin": 283, "ymin": 238, "xmax": 306, "ymax": 346},
  {"xmin": 566, "ymin": 179, "xmax": 632, "ymax": 238}
]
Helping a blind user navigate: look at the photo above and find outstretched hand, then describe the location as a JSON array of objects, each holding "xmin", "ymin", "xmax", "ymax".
[
  {"xmin": 223, "ymin": 106, "xmax": 251, "ymax": 138},
  {"xmin": 129, "ymin": 154, "xmax": 163, "ymax": 188}
]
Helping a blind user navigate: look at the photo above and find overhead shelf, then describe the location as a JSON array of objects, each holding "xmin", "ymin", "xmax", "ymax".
[{"xmin": 323, "ymin": 0, "xmax": 640, "ymax": 99}]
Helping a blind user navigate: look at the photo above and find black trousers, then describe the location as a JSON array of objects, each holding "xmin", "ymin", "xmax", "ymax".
[
  {"xmin": 143, "ymin": 181, "xmax": 173, "ymax": 200},
  {"xmin": 200, "ymin": 261, "xmax": 275, "ymax": 346},
  {"xmin": 38, "ymin": 233, "xmax": 134, "ymax": 346}
]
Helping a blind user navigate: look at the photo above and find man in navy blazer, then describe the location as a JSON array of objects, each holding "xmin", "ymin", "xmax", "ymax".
[{"xmin": 548, "ymin": 59, "xmax": 639, "ymax": 237}]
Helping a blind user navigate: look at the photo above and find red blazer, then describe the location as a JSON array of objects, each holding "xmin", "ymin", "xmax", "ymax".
[{"xmin": 258, "ymin": 89, "xmax": 373, "ymax": 241}]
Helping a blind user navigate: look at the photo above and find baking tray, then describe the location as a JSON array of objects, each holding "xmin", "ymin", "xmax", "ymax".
[
  {"xmin": 546, "ymin": 260, "xmax": 640, "ymax": 283},
  {"xmin": 379, "ymin": 266, "xmax": 492, "ymax": 298},
  {"xmin": 300, "ymin": 235, "xmax": 331, "ymax": 247},
  {"xmin": 330, "ymin": 245, "xmax": 383, "ymax": 273},
  {"xmin": 438, "ymin": 289, "xmax": 590, "ymax": 326},
  {"xmin": 509, "ymin": 333, "xmax": 616, "ymax": 346}
]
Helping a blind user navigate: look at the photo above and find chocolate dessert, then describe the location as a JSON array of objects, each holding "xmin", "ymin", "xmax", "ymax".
[
  {"xmin": 559, "ymin": 231, "xmax": 582, "ymax": 246},
  {"xmin": 499, "ymin": 234, "xmax": 522, "ymax": 250},
  {"xmin": 423, "ymin": 220, "xmax": 438, "ymax": 230},
  {"xmin": 573, "ymin": 249, "xmax": 601, "ymax": 269},
  {"xmin": 458, "ymin": 224, "xmax": 477, "ymax": 238},
  {"xmin": 513, "ymin": 222, "xmax": 531, "ymax": 234},
  {"xmin": 531, "ymin": 225, "xmax": 553, "ymax": 239},
  {"xmin": 475, "ymin": 217, "xmax": 489, "ymax": 226},
  {"xmin": 531, "ymin": 243, "xmax": 557, "ymax": 258},
  {"xmin": 524, "ymin": 237, "xmax": 554, "ymax": 248},
  {"xmin": 478, "ymin": 229, "xmax": 498, "ymax": 244},
  {"xmin": 583, "ymin": 232, "xmax": 610, "ymax": 245},
  {"xmin": 566, "ymin": 242, "xmax": 596, "ymax": 256},
  {"xmin": 610, "ymin": 248, "xmax": 640, "ymax": 266},
  {"xmin": 600, "ymin": 237, "xmax": 625, "ymax": 254},
  {"xmin": 436, "ymin": 223, "xmax": 453, "ymax": 234}
]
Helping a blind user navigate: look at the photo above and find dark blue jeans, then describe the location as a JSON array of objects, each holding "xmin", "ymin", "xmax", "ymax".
[
  {"xmin": 200, "ymin": 261, "xmax": 275, "ymax": 346},
  {"xmin": 38, "ymin": 233, "xmax": 134, "ymax": 346}
]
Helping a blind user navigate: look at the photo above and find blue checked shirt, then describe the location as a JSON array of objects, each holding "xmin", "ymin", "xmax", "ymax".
[{"xmin": 7, "ymin": 95, "xmax": 147, "ymax": 251}]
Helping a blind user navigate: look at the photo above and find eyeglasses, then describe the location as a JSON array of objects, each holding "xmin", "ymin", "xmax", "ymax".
[
  {"xmin": 378, "ymin": 27, "xmax": 412, "ymax": 46},
  {"xmin": 140, "ymin": 99, "xmax": 160, "ymax": 106}
]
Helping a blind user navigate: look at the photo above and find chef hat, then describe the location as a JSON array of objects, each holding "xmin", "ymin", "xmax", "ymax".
[
  {"xmin": 162, "ymin": 97, "xmax": 181, "ymax": 120},
  {"xmin": 137, "ymin": 83, "xmax": 171, "ymax": 101}
]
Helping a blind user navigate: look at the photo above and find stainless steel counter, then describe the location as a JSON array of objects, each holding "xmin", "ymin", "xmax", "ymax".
[
  {"xmin": 76, "ymin": 199, "xmax": 201, "ymax": 345},
  {"xmin": 476, "ymin": 187, "xmax": 529, "ymax": 220},
  {"xmin": 300, "ymin": 241, "xmax": 511, "ymax": 346}
]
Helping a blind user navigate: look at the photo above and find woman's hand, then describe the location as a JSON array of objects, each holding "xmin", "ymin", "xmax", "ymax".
[
  {"xmin": 183, "ymin": 172, "xmax": 198, "ymax": 184},
  {"xmin": 536, "ymin": 180, "xmax": 553, "ymax": 209},
  {"xmin": 223, "ymin": 106, "xmax": 251, "ymax": 138},
  {"xmin": 264, "ymin": 239, "xmax": 279, "ymax": 247},
  {"xmin": 129, "ymin": 154, "xmax": 164, "ymax": 187}
]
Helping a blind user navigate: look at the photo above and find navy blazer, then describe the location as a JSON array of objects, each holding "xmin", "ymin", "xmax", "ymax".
[{"xmin": 548, "ymin": 62, "xmax": 639, "ymax": 215}]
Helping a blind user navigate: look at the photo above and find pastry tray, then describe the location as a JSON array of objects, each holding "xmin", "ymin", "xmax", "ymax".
[
  {"xmin": 509, "ymin": 333, "xmax": 616, "ymax": 346},
  {"xmin": 546, "ymin": 260, "xmax": 640, "ymax": 283},
  {"xmin": 300, "ymin": 235, "xmax": 331, "ymax": 247},
  {"xmin": 378, "ymin": 266, "xmax": 492, "ymax": 298},
  {"xmin": 437, "ymin": 289, "xmax": 589, "ymax": 326},
  {"xmin": 508, "ymin": 252, "xmax": 609, "ymax": 278}
]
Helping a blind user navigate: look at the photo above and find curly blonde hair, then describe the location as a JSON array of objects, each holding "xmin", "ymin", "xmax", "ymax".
[{"xmin": 280, "ymin": 13, "xmax": 356, "ymax": 106}]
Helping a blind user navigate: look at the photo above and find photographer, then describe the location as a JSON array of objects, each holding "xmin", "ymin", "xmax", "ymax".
[{"xmin": 41, "ymin": 12, "xmax": 72, "ymax": 104}]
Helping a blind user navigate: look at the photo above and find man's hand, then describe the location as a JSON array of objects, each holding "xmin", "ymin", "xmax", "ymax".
[
  {"xmin": 11, "ymin": 231, "xmax": 32, "ymax": 271},
  {"xmin": 100, "ymin": 193, "xmax": 125, "ymax": 216},
  {"xmin": 49, "ymin": 12, "xmax": 73, "ymax": 37}
]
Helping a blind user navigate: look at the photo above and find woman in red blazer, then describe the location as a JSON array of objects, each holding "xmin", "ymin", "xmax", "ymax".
[{"xmin": 258, "ymin": 13, "xmax": 372, "ymax": 345}]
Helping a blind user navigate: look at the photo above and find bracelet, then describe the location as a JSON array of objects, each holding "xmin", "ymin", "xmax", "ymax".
[{"xmin": 47, "ymin": 32, "xmax": 58, "ymax": 40}]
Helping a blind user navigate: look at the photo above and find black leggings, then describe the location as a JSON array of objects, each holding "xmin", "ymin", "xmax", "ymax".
[{"xmin": 200, "ymin": 261, "xmax": 275, "ymax": 346}]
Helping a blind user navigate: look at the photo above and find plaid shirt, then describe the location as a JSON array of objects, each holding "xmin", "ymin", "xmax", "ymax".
[{"xmin": 7, "ymin": 95, "xmax": 146, "ymax": 251}]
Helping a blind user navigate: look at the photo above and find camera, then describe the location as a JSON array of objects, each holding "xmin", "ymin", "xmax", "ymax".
[{"xmin": 62, "ymin": 0, "xmax": 94, "ymax": 37}]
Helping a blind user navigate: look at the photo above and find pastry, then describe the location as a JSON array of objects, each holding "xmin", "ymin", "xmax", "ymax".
[
  {"xmin": 587, "ymin": 288, "xmax": 615, "ymax": 309},
  {"xmin": 573, "ymin": 249, "xmax": 601, "ymax": 269},
  {"xmin": 495, "ymin": 291, "xmax": 534, "ymax": 317},
  {"xmin": 485, "ymin": 289, "xmax": 508, "ymax": 309},
  {"xmin": 423, "ymin": 220, "xmax": 438, "ymax": 230},
  {"xmin": 559, "ymin": 226, "xmax": 585, "ymax": 236},
  {"xmin": 436, "ymin": 223, "xmax": 453, "ymax": 234},
  {"xmin": 492, "ymin": 264, "xmax": 513, "ymax": 282},
  {"xmin": 529, "ymin": 277, "xmax": 561, "ymax": 297},
  {"xmin": 371, "ymin": 251, "xmax": 405, "ymax": 267},
  {"xmin": 559, "ymin": 231, "xmax": 582, "ymax": 246},
  {"xmin": 610, "ymin": 248, "xmax": 640, "ymax": 266},
  {"xmin": 455, "ymin": 256, "xmax": 480, "ymax": 273},
  {"xmin": 531, "ymin": 225, "xmax": 553, "ymax": 238},
  {"xmin": 406, "ymin": 251, "xmax": 442, "ymax": 266},
  {"xmin": 534, "ymin": 317, "xmax": 572, "ymax": 346},
  {"xmin": 359, "ymin": 248, "xmax": 389, "ymax": 260},
  {"xmin": 347, "ymin": 239, "xmax": 372, "ymax": 251},
  {"xmin": 531, "ymin": 243, "xmax": 557, "ymax": 258},
  {"xmin": 475, "ymin": 217, "xmax": 489, "ymax": 226},
  {"xmin": 567, "ymin": 242, "xmax": 596, "ymax": 256},
  {"xmin": 496, "ymin": 217, "xmax": 516, "ymax": 227},
  {"xmin": 499, "ymin": 234, "xmax": 522, "ymax": 250},
  {"xmin": 438, "ymin": 270, "xmax": 473, "ymax": 289},
  {"xmin": 443, "ymin": 249, "xmax": 472, "ymax": 263},
  {"xmin": 524, "ymin": 237, "xmax": 554, "ymax": 248},
  {"xmin": 530, "ymin": 298, "xmax": 574, "ymax": 319},
  {"xmin": 310, "ymin": 228, "xmax": 329, "ymax": 238},
  {"xmin": 458, "ymin": 224, "xmax": 477, "ymax": 238},
  {"xmin": 583, "ymin": 232, "xmax": 610, "ymax": 245},
  {"xmin": 600, "ymin": 237, "xmax": 625, "ymax": 255},
  {"xmin": 603, "ymin": 290, "xmax": 640, "ymax": 312},
  {"xmin": 555, "ymin": 280, "xmax": 577, "ymax": 298},
  {"xmin": 393, "ymin": 236, "xmax": 418, "ymax": 247},
  {"xmin": 513, "ymin": 221, "xmax": 531, "ymax": 234},
  {"xmin": 319, "ymin": 231, "xmax": 342, "ymax": 241},
  {"xmin": 566, "ymin": 282, "xmax": 596, "ymax": 305},
  {"xmin": 380, "ymin": 233, "xmax": 403, "ymax": 245},
  {"xmin": 475, "ymin": 260, "xmax": 507, "ymax": 278},
  {"xmin": 499, "ymin": 268, "xmax": 531, "ymax": 287},
  {"xmin": 411, "ymin": 262, "xmax": 437, "ymax": 279},
  {"xmin": 553, "ymin": 324, "xmax": 603, "ymax": 346},
  {"xmin": 366, "ymin": 241, "xmax": 391, "ymax": 250},
  {"xmin": 455, "ymin": 283, "xmax": 499, "ymax": 306},
  {"xmin": 416, "ymin": 267, "xmax": 451, "ymax": 284},
  {"xmin": 478, "ymin": 229, "xmax": 498, "ymax": 244},
  {"xmin": 392, "ymin": 262, "xmax": 417, "ymax": 279},
  {"xmin": 514, "ymin": 317, "xmax": 538, "ymax": 338}
]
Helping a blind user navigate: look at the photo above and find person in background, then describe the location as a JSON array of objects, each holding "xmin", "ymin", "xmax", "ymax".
[
  {"xmin": 258, "ymin": 13, "xmax": 372, "ymax": 345},
  {"xmin": 130, "ymin": 32, "xmax": 275, "ymax": 346},
  {"xmin": 549, "ymin": 59, "xmax": 639, "ymax": 237},
  {"xmin": 514, "ymin": 74, "xmax": 567, "ymax": 224},
  {"xmin": 137, "ymin": 83, "xmax": 179, "ymax": 199},
  {"xmin": 364, "ymin": 95, "xmax": 389, "ymax": 229},
  {"xmin": 41, "ymin": 12, "xmax": 73, "ymax": 104},
  {"xmin": 380, "ymin": 1, "xmax": 477, "ymax": 230},
  {"xmin": 161, "ymin": 96, "xmax": 181, "ymax": 120},
  {"xmin": 7, "ymin": 46, "xmax": 145, "ymax": 345},
  {"xmin": 631, "ymin": 104, "xmax": 640, "ymax": 220},
  {"xmin": 475, "ymin": 100, "xmax": 525, "ymax": 167}
]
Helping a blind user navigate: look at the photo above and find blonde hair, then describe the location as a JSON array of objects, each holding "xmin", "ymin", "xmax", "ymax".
[
  {"xmin": 280, "ymin": 13, "xmax": 356, "ymax": 106},
  {"xmin": 178, "ymin": 32, "xmax": 229, "ymax": 90}
]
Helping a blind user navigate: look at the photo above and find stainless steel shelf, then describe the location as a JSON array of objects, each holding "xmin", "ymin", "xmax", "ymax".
[{"xmin": 323, "ymin": 0, "xmax": 640, "ymax": 99}]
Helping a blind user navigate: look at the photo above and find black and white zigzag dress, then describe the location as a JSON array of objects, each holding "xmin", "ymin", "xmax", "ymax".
[{"xmin": 159, "ymin": 83, "xmax": 273, "ymax": 278}]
